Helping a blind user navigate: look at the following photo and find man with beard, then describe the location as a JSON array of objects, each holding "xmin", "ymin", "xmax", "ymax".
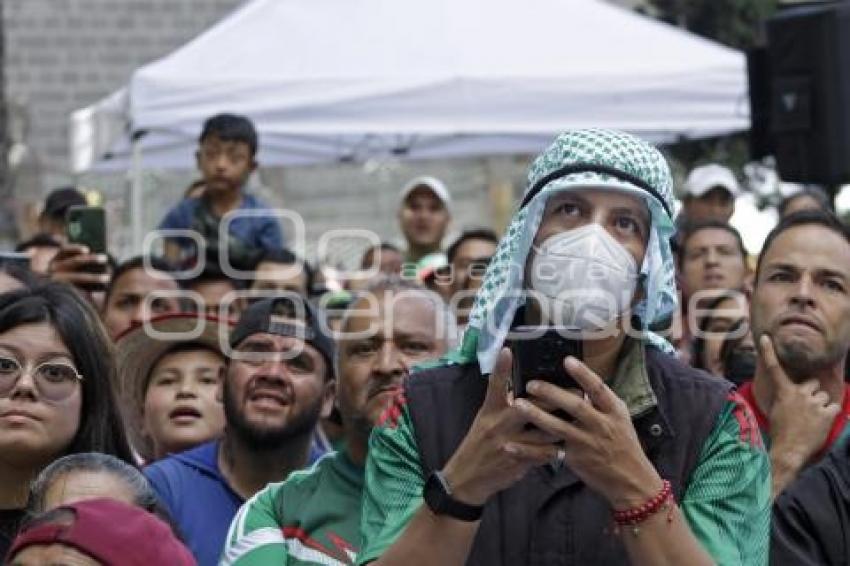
[
  {"xmin": 738, "ymin": 210, "xmax": 850, "ymax": 498},
  {"xmin": 220, "ymin": 278, "xmax": 455, "ymax": 565},
  {"xmin": 144, "ymin": 295, "xmax": 335, "ymax": 566}
]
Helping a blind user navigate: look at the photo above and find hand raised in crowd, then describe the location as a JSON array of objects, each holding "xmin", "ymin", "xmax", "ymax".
[
  {"xmin": 514, "ymin": 356, "xmax": 665, "ymax": 510},
  {"xmin": 47, "ymin": 243, "xmax": 111, "ymax": 309},
  {"xmin": 48, "ymin": 243, "xmax": 110, "ymax": 289},
  {"xmin": 441, "ymin": 348, "xmax": 560, "ymax": 506},
  {"xmin": 759, "ymin": 334, "xmax": 841, "ymax": 498}
]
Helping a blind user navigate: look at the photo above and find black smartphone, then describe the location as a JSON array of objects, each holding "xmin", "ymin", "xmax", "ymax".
[
  {"xmin": 65, "ymin": 206, "xmax": 108, "ymax": 291},
  {"xmin": 66, "ymin": 206, "xmax": 106, "ymax": 254},
  {"xmin": 508, "ymin": 325, "xmax": 583, "ymax": 398},
  {"xmin": 0, "ymin": 252, "xmax": 31, "ymax": 270}
]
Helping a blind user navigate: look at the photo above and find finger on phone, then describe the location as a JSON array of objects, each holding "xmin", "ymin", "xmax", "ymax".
[
  {"xmin": 55, "ymin": 244, "xmax": 90, "ymax": 259},
  {"xmin": 514, "ymin": 427, "xmax": 561, "ymax": 445},
  {"xmin": 503, "ymin": 441, "xmax": 558, "ymax": 466},
  {"xmin": 52, "ymin": 272, "xmax": 111, "ymax": 286}
]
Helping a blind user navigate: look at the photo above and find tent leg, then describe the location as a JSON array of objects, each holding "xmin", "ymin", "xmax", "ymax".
[{"xmin": 130, "ymin": 136, "xmax": 143, "ymax": 254}]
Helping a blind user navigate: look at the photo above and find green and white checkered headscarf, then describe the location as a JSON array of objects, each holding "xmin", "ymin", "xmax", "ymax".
[{"xmin": 447, "ymin": 129, "xmax": 678, "ymax": 374}]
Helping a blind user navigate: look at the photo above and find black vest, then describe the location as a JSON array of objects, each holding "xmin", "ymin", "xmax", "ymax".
[{"xmin": 405, "ymin": 347, "xmax": 731, "ymax": 566}]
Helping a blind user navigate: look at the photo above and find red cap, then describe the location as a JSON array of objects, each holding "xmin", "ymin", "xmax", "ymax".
[{"xmin": 7, "ymin": 498, "xmax": 196, "ymax": 566}]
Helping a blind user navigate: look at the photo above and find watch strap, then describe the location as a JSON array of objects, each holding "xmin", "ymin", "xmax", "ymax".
[{"xmin": 423, "ymin": 470, "xmax": 484, "ymax": 522}]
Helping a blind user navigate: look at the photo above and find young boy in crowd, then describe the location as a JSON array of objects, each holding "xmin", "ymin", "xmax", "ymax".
[
  {"xmin": 159, "ymin": 113, "xmax": 284, "ymax": 272},
  {"xmin": 116, "ymin": 313, "xmax": 232, "ymax": 463}
]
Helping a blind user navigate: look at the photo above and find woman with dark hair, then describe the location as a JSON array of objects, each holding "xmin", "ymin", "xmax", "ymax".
[
  {"xmin": 0, "ymin": 281, "xmax": 133, "ymax": 557},
  {"xmin": 691, "ymin": 290, "xmax": 750, "ymax": 377}
]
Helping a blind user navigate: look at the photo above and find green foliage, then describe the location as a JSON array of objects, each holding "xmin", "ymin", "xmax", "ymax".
[
  {"xmin": 646, "ymin": 0, "xmax": 781, "ymax": 201},
  {"xmin": 648, "ymin": 0, "xmax": 780, "ymax": 49},
  {"xmin": 660, "ymin": 132, "xmax": 752, "ymax": 198}
]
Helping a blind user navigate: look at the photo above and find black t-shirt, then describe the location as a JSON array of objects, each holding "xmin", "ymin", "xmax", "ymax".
[
  {"xmin": 772, "ymin": 436, "xmax": 850, "ymax": 565},
  {"xmin": 0, "ymin": 508, "xmax": 25, "ymax": 560}
]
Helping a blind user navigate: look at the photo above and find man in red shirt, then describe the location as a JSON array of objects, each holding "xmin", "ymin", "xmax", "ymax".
[{"xmin": 740, "ymin": 209, "xmax": 850, "ymax": 498}]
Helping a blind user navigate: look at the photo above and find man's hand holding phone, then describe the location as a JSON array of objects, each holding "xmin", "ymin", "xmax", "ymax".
[
  {"xmin": 50, "ymin": 205, "xmax": 110, "ymax": 294},
  {"xmin": 441, "ymin": 348, "xmax": 561, "ymax": 507},
  {"xmin": 514, "ymin": 356, "xmax": 665, "ymax": 510},
  {"xmin": 48, "ymin": 243, "xmax": 110, "ymax": 292}
]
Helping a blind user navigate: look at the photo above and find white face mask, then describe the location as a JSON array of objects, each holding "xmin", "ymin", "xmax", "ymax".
[{"xmin": 529, "ymin": 223, "xmax": 639, "ymax": 330}]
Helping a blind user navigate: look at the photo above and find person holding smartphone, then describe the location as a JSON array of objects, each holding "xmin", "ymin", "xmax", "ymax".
[
  {"xmin": 46, "ymin": 205, "xmax": 112, "ymax": 309},
  {"xmin": 356, "ymin": 130, "xmax": 770, "ymax": 566}
]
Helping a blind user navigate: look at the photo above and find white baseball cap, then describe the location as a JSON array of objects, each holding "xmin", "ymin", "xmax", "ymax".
[
  {"xmin": 682, "ymin": 164, "xmax": 741, "ymax": 198},
  {"xmin": 399, "ymin": 176, "xmax": 451, "ymax": 208}
]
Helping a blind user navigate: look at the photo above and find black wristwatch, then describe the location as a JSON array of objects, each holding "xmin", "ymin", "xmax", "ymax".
[{"xmin": 422, "ymin": 470, "xmax": 484, "ymax": 522}]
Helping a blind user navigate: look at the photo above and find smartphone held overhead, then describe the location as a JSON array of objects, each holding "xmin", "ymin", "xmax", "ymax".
[
  {"xmin": 65, "ymin": 206, "xmax": 109, "ymax": 291},
  {"xmin": 66, "ymin": 206, "xmax": 106, "ymax": 254}
]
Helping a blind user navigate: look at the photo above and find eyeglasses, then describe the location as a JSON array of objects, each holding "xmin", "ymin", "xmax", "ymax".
[{"xmin": 0, "ymin": 356, "xmax": 84, "ymax": 402}]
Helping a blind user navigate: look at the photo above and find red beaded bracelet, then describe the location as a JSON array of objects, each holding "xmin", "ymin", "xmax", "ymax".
[{"xmin": 612, "ymin": 479, "xmax": 674, "ymax": 532}]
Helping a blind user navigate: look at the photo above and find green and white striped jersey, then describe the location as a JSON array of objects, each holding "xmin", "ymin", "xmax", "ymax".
[{"xmin": 222, "ymin": 449, "xmax": 364, "ymax": 566}]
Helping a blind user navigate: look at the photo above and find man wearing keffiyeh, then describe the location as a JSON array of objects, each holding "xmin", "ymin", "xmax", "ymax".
[{"xmin": 356, "ymin": 130, "xmax": 770, "ymax": 566}]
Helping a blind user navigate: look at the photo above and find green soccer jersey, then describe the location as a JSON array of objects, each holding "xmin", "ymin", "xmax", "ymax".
[
  {"xmin": 222, "ymin": 449, "xmax": 364, "ymax": 566},
  {"xmin": 356, "ymin": 392, "xmax": 771, "ymax": 566}
]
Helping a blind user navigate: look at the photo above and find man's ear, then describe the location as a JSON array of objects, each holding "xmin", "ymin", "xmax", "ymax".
[
  {"xmin": 320, "ymin": 378, "xmax": 336, "ymax": 420},
  {"xmin": 195, "ymin": 150, "xmax": 202, "ymax": 171}
]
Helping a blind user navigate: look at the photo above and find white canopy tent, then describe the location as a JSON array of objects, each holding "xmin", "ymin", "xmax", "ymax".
[
  {"xmin": 71, "ymin": 0, "xmax": 750, "ymax": 172},
  {"xmin": 69, "ymin": 0, "xmax": 750, "ymax": 249}
]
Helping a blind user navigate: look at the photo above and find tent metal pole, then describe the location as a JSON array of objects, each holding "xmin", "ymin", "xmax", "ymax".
[{"xmin": 130, "ymin": 132, "xmax": 144, "ymax": 254}]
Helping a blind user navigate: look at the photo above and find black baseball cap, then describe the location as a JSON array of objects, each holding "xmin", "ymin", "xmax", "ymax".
[
  {"xmin": 230, "ymin": 295, "xmax": 335, "ymax": 367},
  {"xmin": 43, "ymin": 187, "xmax": 86, "ymax": 219}
]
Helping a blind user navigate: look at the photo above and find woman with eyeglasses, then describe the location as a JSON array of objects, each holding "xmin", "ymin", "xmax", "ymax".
[{"xmin": 0, "ymin": 281, "xmax": 133, "ymax": 558}]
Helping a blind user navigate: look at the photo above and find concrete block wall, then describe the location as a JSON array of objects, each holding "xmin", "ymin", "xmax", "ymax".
[
  {"xmin": 95, "ymin": 154, "xmax": 530, "ymax": 266},
  {"xmin": 3, "ymin": 0, "xmax": 245, "ymax": 196},
  {"xmin": 2, "ymin": 0, "xmax": 539, "ymax": 260}
]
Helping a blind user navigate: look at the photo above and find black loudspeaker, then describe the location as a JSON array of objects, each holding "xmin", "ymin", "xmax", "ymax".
[
  {"xmin": 766, "ymin": 2, "xmax": 850, "ymax": 184},
  {"xmin": 747, "ymin": 47, "xmax": 773, "ymax": 160}
]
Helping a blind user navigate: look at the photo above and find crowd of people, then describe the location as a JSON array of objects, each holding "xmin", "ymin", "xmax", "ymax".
[{"xmin": 0, "ymin": 114, "xmax": 848, "ymax": 566}]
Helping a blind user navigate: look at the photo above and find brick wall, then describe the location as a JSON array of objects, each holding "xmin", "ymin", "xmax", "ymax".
[
  {"xmin": 3, "ymin": 0, "xmax": 245, "ymax": 246},
  {"xmin": 4, "ymin": 0, "xmax": 244, "ymax": 183},
  {"xmin": 1, "ymin": 0, "xmax": 534, "ymax": 260}
]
